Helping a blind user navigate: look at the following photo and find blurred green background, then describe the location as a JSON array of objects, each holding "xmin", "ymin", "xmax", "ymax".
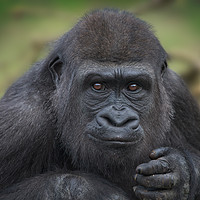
[{"xmin": 0, "ymin": 0, "xmax": 200, "ymax": 103}]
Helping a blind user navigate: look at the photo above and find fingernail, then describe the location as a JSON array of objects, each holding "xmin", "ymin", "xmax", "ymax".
[{"xmin": 150, "ymin": 150, "xmax": 156, "ymax": 156}]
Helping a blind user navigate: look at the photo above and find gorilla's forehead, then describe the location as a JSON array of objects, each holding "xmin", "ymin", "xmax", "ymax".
[
  {"xmin": 71, "ymin": 9, "xmax": 167, "ymax": 64},
  {"xmin": 76, "ymin": 61, "xmax": 155, "ymax": 81}
]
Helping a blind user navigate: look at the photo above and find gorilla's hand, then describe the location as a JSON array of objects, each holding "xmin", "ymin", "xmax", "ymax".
[
  {"xmin": 134, "ymin": 147, "xmax": 190, "ymax": 200},
  {"xmin": 45, "ymin": 173, "xmax": 130, "ymax": 200}
]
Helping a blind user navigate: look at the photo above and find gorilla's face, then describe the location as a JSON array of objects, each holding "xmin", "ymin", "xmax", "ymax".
[
  {"xmin": 58, "ymin": 60, "xmax": 172, "ymax": 171},
  {"xmin": 75, "ymin": 62, "xmax": 162, "ymax": 149}
]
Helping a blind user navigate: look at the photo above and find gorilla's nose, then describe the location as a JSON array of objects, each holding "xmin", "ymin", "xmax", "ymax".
[{"xmin": 96, "ymin": 105, "xmax": 139, "ymax": 129}]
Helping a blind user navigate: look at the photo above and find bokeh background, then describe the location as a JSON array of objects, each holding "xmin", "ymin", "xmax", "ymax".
[{"xmin": 0, "ymin": 0, "xmax": 200, "ymax": 103}]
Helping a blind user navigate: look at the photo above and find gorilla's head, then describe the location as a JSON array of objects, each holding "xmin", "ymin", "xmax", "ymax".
[{"xmin": 48, "ymin": 9, "xmax": 173, "ymax": 172}]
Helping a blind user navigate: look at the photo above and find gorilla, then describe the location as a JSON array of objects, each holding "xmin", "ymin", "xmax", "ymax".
[{"xmin": 0, "ymin": 9, "xmax": 200, "ymax": 200}]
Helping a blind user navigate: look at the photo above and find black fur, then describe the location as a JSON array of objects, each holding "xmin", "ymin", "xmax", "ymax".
[{"xmin": 0, "ymin": 9, "xmax": 200, "ymax": 200}]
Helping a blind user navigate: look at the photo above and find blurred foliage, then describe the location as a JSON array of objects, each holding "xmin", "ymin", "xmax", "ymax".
[{"xmin": 0, "ymin": 0, "xmax": 200, "ymax": 103}]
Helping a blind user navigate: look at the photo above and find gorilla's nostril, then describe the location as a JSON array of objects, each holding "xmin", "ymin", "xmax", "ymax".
[
  {"xmin": 127, "ymin": 118, "xmax": 140, "ymax": 130},
  {"xmin": 125, "ymin": 119, "xmax": 134, "ymax": 125},
  {"xmin": 96, "ymin": 116, "xmax": 116, "ymax": 127},
  {"xmin": 104, "ymin": 116, "xmax": 117, "ymax": 127}
]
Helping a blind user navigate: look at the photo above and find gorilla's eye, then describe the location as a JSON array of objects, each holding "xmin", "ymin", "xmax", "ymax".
[
  {"xmin": 127, "ymin": 83, "xmax": 141, "ymax": 92},
  {"xmin": 92, "ymin": 83, "xmax": 105, "ymax": 91}
]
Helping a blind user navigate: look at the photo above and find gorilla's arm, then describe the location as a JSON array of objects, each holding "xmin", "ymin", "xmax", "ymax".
[
  {"xmin": 0, "ymin": 64, "xmax": 55, "ymax": 190},
  {"xmin": 169, "ymin": 70, "xmax": 200, "ymax": 198},
  {"xmin": 166, "ymin": 69, "xmax": 200, "ymax": 198},
  {"xmin": 0, "ymin": 172, "xmax": 129, "ymax": 200}
]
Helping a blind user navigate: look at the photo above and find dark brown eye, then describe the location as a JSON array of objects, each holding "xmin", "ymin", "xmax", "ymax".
[
  {"xmin": 127, "ymin": 83, "xmax": 140, "ymax": 92},
  {"xmin": 92, "ymin": 83, "xmax": 105, "ymax": 91}
]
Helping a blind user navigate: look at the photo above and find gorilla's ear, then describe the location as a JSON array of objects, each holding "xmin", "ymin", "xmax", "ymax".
[
  {"xmin": 48, "ymin": 55, "xmax": 63, "ymax": 85},
  {"xmin": 161, "ymin": 60, "xmax": 168, "ymax": 77}
]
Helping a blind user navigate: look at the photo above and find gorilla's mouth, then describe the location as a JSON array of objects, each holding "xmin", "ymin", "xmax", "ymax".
[
  {"xmin": 87, "ymin": 126, "xmax": 144, "ymax": 148},
  {"xmin": 88, "ymin": 134, "xmax": 136, "ymax": 147}
]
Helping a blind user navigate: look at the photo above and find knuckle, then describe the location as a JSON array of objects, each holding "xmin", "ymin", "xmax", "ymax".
[{"xmin": 158, "ymin": 158, "xmax": 171, "ymax": 172}]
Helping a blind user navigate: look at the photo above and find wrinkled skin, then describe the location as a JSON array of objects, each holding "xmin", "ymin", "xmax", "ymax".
[{"xmin": 0, "ymin": 9, "xmax": 200, "ymax": 200}]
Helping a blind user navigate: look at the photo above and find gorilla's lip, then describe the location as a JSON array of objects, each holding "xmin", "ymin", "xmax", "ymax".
[{"xmin": 87, "ymin": 132, "xmax": 142, "ymax": 147}]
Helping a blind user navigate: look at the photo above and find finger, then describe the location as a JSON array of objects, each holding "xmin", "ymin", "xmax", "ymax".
[
  {"xmin": 136, "ymin": 159, "xmax": 170, "ymax": 175},
  {"xmin": 150, "ymin": 147, "xmax": 171, "ymax": 159},
  {"xmin": 134, "ymin": 173, "xmax": 178, "ymax": 189},
  {"xmin": 133, "ymin": 186, "xmax": 175, "ymax": 200}
]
